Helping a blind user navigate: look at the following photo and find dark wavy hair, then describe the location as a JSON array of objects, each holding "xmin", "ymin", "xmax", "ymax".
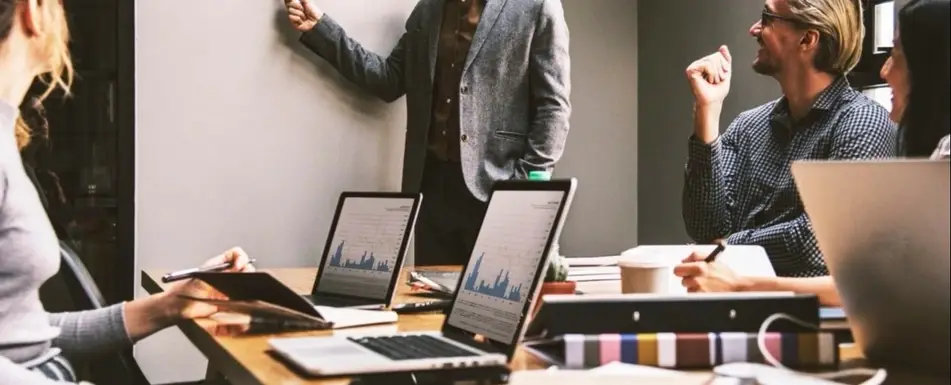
[{"xmin": 896, "ymin": 0, "xmax": 951, "ymax": 157}]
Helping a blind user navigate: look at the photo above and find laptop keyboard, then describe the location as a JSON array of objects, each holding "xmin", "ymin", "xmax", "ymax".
[{"xmin": 348, "ymin": 335, "xmax": 480, "ymax": 361}]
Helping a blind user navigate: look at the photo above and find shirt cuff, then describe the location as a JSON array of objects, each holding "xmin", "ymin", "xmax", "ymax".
[
  {"xmin": 111, "ymin": 303, "xmax": 135, "ymax": 345},
  {"xmin": 687, "ymin": 134, "xmax": 721, "ymax": 165},
  {"xmin": 298, "ymin": 14, "xmax": 340, "ymax": 54}
]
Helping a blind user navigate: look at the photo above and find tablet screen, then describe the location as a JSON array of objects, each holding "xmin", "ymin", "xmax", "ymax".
[
  {"xmin": 315, "ymin": 197, "xmax": 415, "ymax": 300},
  {"xmin": 446, "ymin": 189, "xmax": 566, "ymax": 344}
]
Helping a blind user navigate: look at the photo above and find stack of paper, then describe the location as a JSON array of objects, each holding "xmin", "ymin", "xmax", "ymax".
[
  {"xmin": 566, "ymin": 265, "xmax": 620, "ymax": 282},
  {"xmin": 564, "ymin": 256, "xmax": 622, "ymax": 295},
  {"xmin": 565, "ymin": 256, "xmax": 619, "ymax": 267}
]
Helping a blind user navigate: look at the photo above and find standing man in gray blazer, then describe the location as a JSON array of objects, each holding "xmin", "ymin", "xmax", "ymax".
[{"xmin": 283, "ymin": 0, "xmax": 571, "ymax": 266}]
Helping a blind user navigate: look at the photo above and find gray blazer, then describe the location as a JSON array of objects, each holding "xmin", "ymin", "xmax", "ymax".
[{"xmin": 300, "ymin": 0, "xmax": 571, "ymax": 201}]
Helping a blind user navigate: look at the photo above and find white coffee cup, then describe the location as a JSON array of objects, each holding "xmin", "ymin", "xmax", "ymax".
[{"xmin": 617, "ymin": 255, "xmax": 675, "ymax": 294}]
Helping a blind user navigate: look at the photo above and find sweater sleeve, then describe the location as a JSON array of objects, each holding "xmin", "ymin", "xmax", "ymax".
[{"xmin": 48, "ymin": 303, "xmax": 133, "ymax": 362}]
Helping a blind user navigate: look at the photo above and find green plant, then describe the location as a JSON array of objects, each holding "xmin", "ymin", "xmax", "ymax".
[{"xmin": 544, "ymin": 254, "xmax": 569, "ymax": 282}]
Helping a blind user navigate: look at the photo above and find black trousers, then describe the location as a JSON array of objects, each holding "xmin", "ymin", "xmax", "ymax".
[{"xmin": 414, "ymin": 156, "xmax": 488, "ymax": 266}]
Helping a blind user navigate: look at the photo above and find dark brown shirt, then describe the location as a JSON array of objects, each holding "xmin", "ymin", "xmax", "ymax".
[{"xmin": 427, "ymin": 0, "xmax": 485, "ymax": 162}]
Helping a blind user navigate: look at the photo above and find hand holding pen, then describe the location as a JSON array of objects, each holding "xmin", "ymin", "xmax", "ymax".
[
  {"xmin": 672, "ymin": 240, "xmax": 746, "ymax": 293},
  {"xmin": 163, "ymin": 256, "xmax": 258, "ymax": 283},
  {"xmin": 159, "ymin": 247, "xmax": 257, "ymax": 321}
]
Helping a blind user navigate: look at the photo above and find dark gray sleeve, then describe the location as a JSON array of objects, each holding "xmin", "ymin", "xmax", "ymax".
[
  {"xmin": 298, "ymin": 15, "xmax": 409, "ymax": 103},
  {"xmin": 48, "ymin": 303, "xmax": 132, "ymax": 362}
]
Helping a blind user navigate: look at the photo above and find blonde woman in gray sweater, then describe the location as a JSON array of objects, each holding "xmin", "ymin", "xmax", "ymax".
[{"xmin": 0, "ymin": 1, "xmax": 255, "ymax": 383}]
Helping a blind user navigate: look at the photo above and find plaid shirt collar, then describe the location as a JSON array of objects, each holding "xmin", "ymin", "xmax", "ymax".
[{"xmin": 770, "ymin": 76, "xmax": 853, "ymax": 129}]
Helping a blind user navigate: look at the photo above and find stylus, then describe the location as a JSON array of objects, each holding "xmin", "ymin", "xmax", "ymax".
[
  {"xmin": 391, "ymin": 300, "xmax": 451, "ymax": 314},
  {"xmin": 161, "ymin": 258, "xmax": 257, "ymax": 283}
]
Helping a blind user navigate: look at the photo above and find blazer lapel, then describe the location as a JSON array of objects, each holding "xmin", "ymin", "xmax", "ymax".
[{"xmin": 463, "ymin": 0, "xmax": 508, "ymax": 74}]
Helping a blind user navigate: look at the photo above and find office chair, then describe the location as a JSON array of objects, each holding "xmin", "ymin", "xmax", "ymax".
[{"xmin": 57, "ymin": 240, "xmax": 220, "ymax": 385}]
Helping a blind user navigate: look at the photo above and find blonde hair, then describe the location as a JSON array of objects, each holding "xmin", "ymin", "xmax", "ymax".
[
  {"xmin": 13, "ymin": 0, "xmax": 74, "ymax": 150},
  {"xmin": 786, "ymin": 0, "xmax": 865, "ymax": 74},
  {"xmin": 15, "ymin": 116, "xmax": 31, "ymax": 149}
]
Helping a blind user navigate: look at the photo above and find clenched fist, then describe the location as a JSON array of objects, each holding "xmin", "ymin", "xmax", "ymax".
[
  {"xmin": 285, "ymin": 0, "xmax": 323, "ymax": 32},
  {"xmin": 685, "ymin": 45, "xmax": 733, "ymax": 108}
]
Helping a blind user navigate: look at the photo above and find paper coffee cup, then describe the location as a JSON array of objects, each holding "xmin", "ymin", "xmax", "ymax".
[{"xmin": 617, "ymin": 257, "xmax": 674, "ymax": 294}]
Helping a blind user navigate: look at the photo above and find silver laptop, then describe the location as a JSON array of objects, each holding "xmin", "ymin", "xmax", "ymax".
[
  {"xmin": 302, "ymin": 192, "xmax": 422, "ymax": 309},
  {"xmin": 268, "ymin": 178, "xmax": 578, "ymax": 376},
  {"xmin": 792, "ymin": 159, "xmax": 949, "ymax": 375}
]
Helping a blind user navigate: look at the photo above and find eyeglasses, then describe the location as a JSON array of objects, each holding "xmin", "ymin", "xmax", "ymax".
[{"xmin": 761, "ymin": 10, "xmax": 809, "ymax": 27}]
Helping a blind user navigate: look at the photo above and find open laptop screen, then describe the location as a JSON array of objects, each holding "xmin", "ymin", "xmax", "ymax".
[
  {"xmin": 314, "ymin": 196, "xmax": 417, "ymax": 300},
  {"xmin": 446, "ymin": 188, "xmax": 567, "ymax": 345}
]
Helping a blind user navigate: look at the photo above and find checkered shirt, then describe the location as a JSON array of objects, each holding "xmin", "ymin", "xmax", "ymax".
[{"xmin": 682, "ymin": 77, "xmax": 898, "ymax": 277}]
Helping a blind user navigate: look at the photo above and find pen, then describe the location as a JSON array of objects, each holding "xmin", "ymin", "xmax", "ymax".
[
  {"xmin": 391, "ymin": 300, "xmax": 451, "ymax": 314},
  {"xmin": 704, "ymin": 241, "xmax": 726, "ymax": 263},
  {"xmin": 161, "ymin": 258, "xmax": 257, "ymax": 283}
]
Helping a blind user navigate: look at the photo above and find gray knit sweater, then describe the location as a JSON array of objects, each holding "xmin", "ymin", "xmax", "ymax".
[{"xmin": 1, "ymin": 101, "xmax": 131, "ymax": 384}]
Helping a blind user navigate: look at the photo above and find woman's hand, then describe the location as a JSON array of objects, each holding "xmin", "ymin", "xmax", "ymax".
[
  {"xmin": 162, "ymin": 247, "xmax": 256, "ymax": 321},
  {"xmin": 673, "ymin": 249, "xmax": 748, "ymax": 293},
  {"xmin": 123, "ymin": 248, "xmax": 256, "ymax": 341}
]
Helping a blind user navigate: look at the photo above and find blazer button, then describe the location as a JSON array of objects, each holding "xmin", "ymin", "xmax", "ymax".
[{"xmin": 461, "ymin": 134, "xmax": 468, "ymax": 142}]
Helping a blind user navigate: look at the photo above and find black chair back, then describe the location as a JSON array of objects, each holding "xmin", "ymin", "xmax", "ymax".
[
  {"xmin": 58, "ymin": 240, "xmax": 107, "ymax": 309},
  {"xmin": 57, "ymin": 241, "xmax": 152, "ymax": 385}
]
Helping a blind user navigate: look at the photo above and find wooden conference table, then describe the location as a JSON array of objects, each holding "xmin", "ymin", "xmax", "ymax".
[{"xmin": 141, "ymin": 267, "xmax": 862, "ymax": 385}]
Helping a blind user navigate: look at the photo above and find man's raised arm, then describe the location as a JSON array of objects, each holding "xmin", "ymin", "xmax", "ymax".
[{"xmin": 285, "ymin": 0, "xmax": 408, "ymax": 102}]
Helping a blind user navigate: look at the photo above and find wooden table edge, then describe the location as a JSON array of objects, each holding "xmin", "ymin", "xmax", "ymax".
[
  {"xmin": 141, "ymin": 271, "xmax": 266, "ymax": 385},
  {"xmin": 140, "ymin": 268, "xmax": 862, "ymax": 384}
]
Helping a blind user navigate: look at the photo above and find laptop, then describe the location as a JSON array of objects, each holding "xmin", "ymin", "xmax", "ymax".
[
  {"xmin": 302, "ymin": 192, "xmax": 422, "ymax": 309},
  {"xmin": 791, "ymin": 159, "xmax": 950, "ymax": 374},
  {"xmin": 268, "ymin": 178, "xmax": 578, "ymax": 376}
]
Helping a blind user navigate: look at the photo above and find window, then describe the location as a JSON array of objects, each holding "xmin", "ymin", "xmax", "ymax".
[
  {"xmin": 849, "ymin": 0, "xmax": 895, "ymax": 89},
  {"xmin": 862, "ymin": 85, "xmax": 893, "ymax": 112},
  {"xmin": 873, "ymin": 1, "xmax": 895, "ymax": 54}
]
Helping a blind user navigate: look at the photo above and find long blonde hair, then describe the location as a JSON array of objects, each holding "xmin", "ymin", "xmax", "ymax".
[{"xmin": 9, "ymin": 0, "xmax": 74, "ymax": 150}]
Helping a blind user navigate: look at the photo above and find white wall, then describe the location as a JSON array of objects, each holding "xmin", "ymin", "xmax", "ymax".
[
  {"xmin": 557, "ymin": 0, "xmax": 639, "ymax": 256},
  {"xmin": 133, "ymin": 0, "xmax": 639, "ymax": 382},
  {"xmin": 134, "ymin": 0, "xmax": 415, "ymax": 382}
]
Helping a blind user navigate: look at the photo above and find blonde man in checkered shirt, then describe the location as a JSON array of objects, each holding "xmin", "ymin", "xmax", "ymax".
[
  {"xmin": 681, "ymin": 0, "xmax": 896, "ymax": 278},
  {"xmin": 675, "ymin": 0, "xmax": 950, "ymax": 307}
]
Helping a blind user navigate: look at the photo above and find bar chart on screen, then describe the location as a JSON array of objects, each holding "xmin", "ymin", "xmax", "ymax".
[
  {"xmin": 447, "ymin": 190, "xmax": 565, "ymax": 343},
  {"xmin": 315, "ymin": 197, "xmax": 415, "ymax": 299}
]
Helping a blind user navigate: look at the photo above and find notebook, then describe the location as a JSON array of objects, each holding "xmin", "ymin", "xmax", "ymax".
[{"xmin": 192, "ymin": 271, "xmax": 397, "ymax": 329}]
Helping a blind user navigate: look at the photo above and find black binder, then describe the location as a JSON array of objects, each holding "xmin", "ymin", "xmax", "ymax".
[{"xmin": 525, "ymin": 293, "xmax": 821, "ymax": 339}]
